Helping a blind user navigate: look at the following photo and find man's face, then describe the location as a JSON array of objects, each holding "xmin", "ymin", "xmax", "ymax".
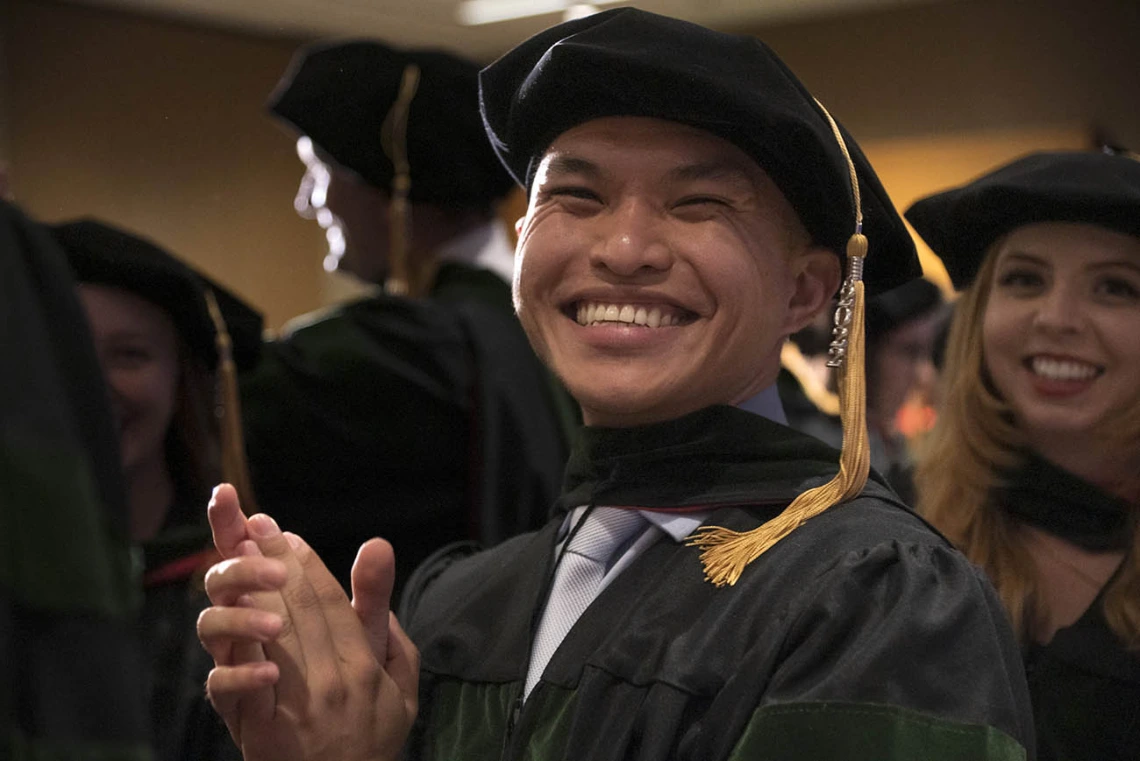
[
  {"xmin": 514, "ymin": 117, "xmax": 838, "ymax": 427},
  {"xmin": 293, "ymin": 137, "xmax": 391, "ymax": 284}
]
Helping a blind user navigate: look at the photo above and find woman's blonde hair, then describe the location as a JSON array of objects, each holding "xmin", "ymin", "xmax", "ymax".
[{"xmin": 916, "ymin": 238, "xmax": 1140, "ymax": 650}]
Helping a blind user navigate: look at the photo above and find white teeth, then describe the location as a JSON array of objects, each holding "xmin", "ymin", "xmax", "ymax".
[
  {"xmin": 574, "ymin": 301, "xmax": 684, "ymax": 327},
  {"xmin": 1031, "ymin": 357, "xmax": 1099, "ymax": 381}
]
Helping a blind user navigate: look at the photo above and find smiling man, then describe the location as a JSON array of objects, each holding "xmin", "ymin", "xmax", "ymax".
[{"xmin": 197, "ymin": 9, "xmax": 1034, "ymax": 761}]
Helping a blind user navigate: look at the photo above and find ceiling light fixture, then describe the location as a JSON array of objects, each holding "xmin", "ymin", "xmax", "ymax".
[{"xmin": 456, "ymin": 0, "xmax": 621, "ymax": 26}]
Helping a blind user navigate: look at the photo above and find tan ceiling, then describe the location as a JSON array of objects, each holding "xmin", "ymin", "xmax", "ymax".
[{"xmin": 68, "ymin": 0, "xmax": 943, "ymax": 60}]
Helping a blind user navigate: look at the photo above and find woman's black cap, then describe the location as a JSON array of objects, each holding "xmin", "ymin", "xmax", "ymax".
[
  {"xmin": 478, "ymin": 7, "xmax": 920, "ymax": 294},
  {"xmin": 269, "ymin": 40, "xmax": 515, "ymax": 208},
  {"xmin": 50, "ymin": 219, "xmax": 263, "ymax": 371},
  {"xmin": 906, "ymin": 150, "xmax": 1140, "ymax": 290}
]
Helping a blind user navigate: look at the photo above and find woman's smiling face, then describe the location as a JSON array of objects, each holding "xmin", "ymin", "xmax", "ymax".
[
  {"xmin": 79, "ymin": 283, "xmax": 181, "ymax": 478},
  {"xmin": 983, "ymin": 221, "xmax": 1140, "ymax": 448},
  {"xmin": 513, "ymin": 116, "xmax": 838, "ymax": 427}
]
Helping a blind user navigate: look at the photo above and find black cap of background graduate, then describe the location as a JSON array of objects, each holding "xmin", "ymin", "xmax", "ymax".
[
  {"xmin": 479, "ymin": 7, "xmax": 920, "ymax": 294},
  {"xmin": 865, "ymin": 278, "xmax": 943, "ymax": 346},
  {"xmin": 906, "ymin": 150, "xmax": 1140, "ymax": 290},
  {"xmin": 480, "ymin": 7, "xmax": 921, "ymax": 586},
  {"xmin": 268, "ymin": 40, "xmax": 515, "ymax": 209},
  {"xmin": 50, "ymin": 219, "xmax": 263, "ymax": 372}
]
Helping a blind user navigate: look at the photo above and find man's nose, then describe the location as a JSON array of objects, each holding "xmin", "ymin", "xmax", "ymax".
[{"xmin": 590, "ymin": 199, "xmax": 672, "ymax": 278}]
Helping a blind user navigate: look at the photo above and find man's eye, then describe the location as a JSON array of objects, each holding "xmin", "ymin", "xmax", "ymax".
[
  {"xmin": 544, "ymin": 186, "xmax": 601, "ymax": 202},
  {"xmin": 678, "ymin": 195, "xmax": 728, "ymax": 206}
]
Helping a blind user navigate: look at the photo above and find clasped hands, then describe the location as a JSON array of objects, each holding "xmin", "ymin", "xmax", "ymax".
[{"xmin": 196, "ymin": 484, "xmax": 419, "ymax": 761}]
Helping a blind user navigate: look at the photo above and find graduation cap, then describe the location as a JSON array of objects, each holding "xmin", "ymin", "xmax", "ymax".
[
  {"xmin": 481, "ymin": 7, "xmax": 921, "ymax": 585},
  {"xmin": 906, "ymin": 150, "xmax": 1140, "ymax": 290},
  {"xmin": 268, "ymin": 40, "xmax": 515, "ymax": 210},
  {"xmin": 480, "ymin": 7, "xmax": 919, "ymax": 295},
  {"xmin": 865, "ymin": 277, "xmax": 944, "ymax": 345},
  {"xmin": 49, "ymin": 218, "xmax": 262, "ymax": 511}
]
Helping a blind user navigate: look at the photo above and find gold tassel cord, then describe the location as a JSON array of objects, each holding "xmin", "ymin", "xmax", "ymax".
[
  {"xmin": 689, "ymin": 271, "xmax": 869, "ymax": 586},
  {"xmin": 381, "ymin": 64, "xmax": 424, "ymax": 297},
  {"xmin": 203, "ymin": 290, "xmax": 260, "ymax": 514},
  {"xmin": 686, "ymin": 99, "xmax": 872, "ymax": 587}
]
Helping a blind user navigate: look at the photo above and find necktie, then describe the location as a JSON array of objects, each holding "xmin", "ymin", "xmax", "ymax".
[{"xmin": 525, "ymin": 507, "xmax": 647, "ymax": 699}]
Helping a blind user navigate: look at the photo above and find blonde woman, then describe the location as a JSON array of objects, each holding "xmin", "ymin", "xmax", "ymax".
[{"xmin": 908, "ymin": 150, "xmax": 1140, "ymax": 761}]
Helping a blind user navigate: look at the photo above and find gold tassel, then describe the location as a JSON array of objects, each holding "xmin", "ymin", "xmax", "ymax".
[
  {"xmin": 381, "ymin": 64, "xmax": 429, "ymax": 298},
  {"xmin": 686, "ymin": 99, "xmax": 872, "ymax": 587},
  {"xmin": 203, "ymin": 290, "xmax": 260, "ymax": 514}
]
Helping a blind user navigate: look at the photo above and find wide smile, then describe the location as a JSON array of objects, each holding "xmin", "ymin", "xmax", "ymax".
[
  {"xmin": 1023, "ymin": 355, "xmax": 1104, "ymax": 382},
  {"xmin": 568, "ymin": 300, "xmax": 698, "ymax": 328}
]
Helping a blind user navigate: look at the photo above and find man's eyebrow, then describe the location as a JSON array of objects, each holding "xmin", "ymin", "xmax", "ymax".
[
  {"xmin": 541, "ymin": 154, "xmax": 602, "ymax": 179},
  {"xmin": 667, "ymin": 160, "xmax": 755, "ymax": 187}
]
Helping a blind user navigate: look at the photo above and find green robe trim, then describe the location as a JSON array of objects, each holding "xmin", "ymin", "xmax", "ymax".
[
  {"xmin": 419, "ymin": 682, "xmax": 1026, "ymax": 761},
  {"xmin": 729, "ymin": 701, "xmax": 1026, "ymax": 761}
]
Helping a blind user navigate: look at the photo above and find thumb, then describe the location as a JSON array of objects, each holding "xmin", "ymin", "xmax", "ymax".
[{"xmin": 351, "ymin": 538, "xmax": 397, "ymax": 662}]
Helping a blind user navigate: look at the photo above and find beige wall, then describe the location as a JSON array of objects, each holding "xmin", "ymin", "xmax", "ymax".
[
  {"xmin": 754, "ymin": 0, "xmax": 1139, "ymax": 147},
  {"xmin": 0, "ymin": 0, "xmax": 12, "ymax": 192},
  {"xmin": 4, "ymin": 0, "xmax": 322, "ymax": 330},
  {"xmin": 4, "ymin": 0, "xmax": 1137, "ymax": 330}
]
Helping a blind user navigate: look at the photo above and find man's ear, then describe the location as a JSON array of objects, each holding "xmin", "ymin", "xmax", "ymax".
[{"xmin": 784, "ymin": 246, "xmax": 842, "ymax": 335}]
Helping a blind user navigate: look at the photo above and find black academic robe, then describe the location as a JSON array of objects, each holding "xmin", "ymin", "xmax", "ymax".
[
  {"xmin": 138, "ymin": 498, "xmax": 239, "ymax": 761},
  {"xmin": 404, "ymin": 407, "xmax": 1035, "ymax": 760},
  {"xmin": 1026, "ymin": 601, "xmax": 1140, "ymax": 761},
  {"xmin": 997, "ymin": 454, "xmax": 1139, "ymax": 761},
  {"xmin": 1, "ymin": 200, "xmax": 150, "ymax": 759},
  {"xmin": 241, "ymin": 263, "xmax": 575, "ymax": 596}
]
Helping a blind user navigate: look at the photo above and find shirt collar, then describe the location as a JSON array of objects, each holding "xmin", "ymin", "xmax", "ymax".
[
  {"xmin": 434, "ymin": 218, "xmax": 516, "ymax": 285},
  {"xmin": 735, "ymin": 383, "xmax": 787, "ymax": 425}
]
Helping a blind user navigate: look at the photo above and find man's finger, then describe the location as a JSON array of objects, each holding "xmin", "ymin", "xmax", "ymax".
[
  {"xmin": 203, "ymin": 555, "xmax": 288, "ymax": 607},
  {"xmin": 351, "ymin": 538, "xmax": 397, "ymax": 662},
  {"xmin": 385, "ymin": 612, "xmax": 420, "ymax": 719},
  {"xmin": 285, "ymin": 532, "xmax": 370, "ymax": 652},
  {"xmin": 198, "ymin": 605, "xmax": 284, "ymax": 663},
  {"xmin": 247, "ymin": 513, "xmax": 338, "ymax": 687},
  {"xmin": 205, "ymin": 661, "xmax": 280, "ymax": 732},
  {"xmin": 209, "ymin": 483, "xmax": 251, "ymax": 559}
]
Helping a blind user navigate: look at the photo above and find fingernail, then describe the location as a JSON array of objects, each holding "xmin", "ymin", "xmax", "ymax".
[
  {"xmin": 284, "ymin": 532, "xmax": 302, "ymax": 551},
  {"xmin": 249, "ymin": 513, "xmax": 280, "ymax": 538}
]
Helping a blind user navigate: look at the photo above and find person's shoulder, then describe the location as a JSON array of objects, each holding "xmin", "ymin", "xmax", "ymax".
[
  {"xmin": 401, "ymin": 525, "xmax": 554, "ymax": 637},
  {"xmin": 718, "ymin": 484, "xmax": 970, "ymax": 597}
]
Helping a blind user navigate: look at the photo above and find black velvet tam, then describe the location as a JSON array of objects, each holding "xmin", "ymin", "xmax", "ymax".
[
  {"xmin": 50, "ymin": 219, "xmax": 263, "ymax": 371},
  {"xmin": 906, "ymin": 150, "xmax": 1140, "ymax": 290},
  {"xmin": 865, "ymin": 277, "xmax": 943, "ymax": 344},
  {"xmin": 269, "ymin": 40, "xmax": 514, "ymax": 208},
  {"xmin": 478, "ymin": 7, "xmax": 920, "ymax": 294}
]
